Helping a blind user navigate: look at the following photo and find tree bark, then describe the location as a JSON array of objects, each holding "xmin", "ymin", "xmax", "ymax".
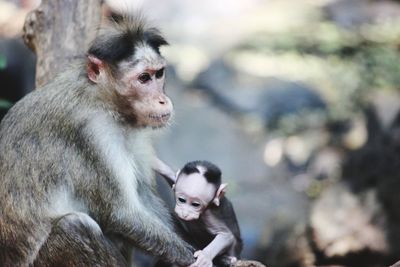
[{"xmin": 22, "ymin": 0, "xmax": 102, "ymax": 88}]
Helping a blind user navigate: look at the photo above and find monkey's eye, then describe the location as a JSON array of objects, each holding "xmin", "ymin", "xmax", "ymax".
[
  {"xmin": 178, "ymin": 197, "xmax": 186, "ymax": 203},
  {"xmin": 155, "ymin": 68, "xmax": 165, "ymax": 79},
  {"xmin": 191, "ymin": 202, "xmax": 201, "ymax": 208},
  {"xmin": 138, "ymin": 73, "xmax": 151, "ymax": 84}
]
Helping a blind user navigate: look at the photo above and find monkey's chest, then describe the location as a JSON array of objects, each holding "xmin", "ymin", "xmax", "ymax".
[{"xmin": 182, "ymin": 219, "xmax": 215, "ymax": 249}]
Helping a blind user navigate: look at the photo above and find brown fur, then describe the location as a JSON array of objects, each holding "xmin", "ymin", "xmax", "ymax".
[{"xmin": 0, "ymin": 14, "xmax": 193, "ymax": 267}]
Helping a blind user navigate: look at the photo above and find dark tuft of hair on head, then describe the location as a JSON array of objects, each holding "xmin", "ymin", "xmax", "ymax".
[
  {"xmin": 180, "ymin": 161, "xmax": 222, "ymax": 186},
  {"xmin": 144, "ymin": 29, "xmax": 169, "ymax": 54},
  {"xmin": 87, "ymin": 12, "xmax": 168, "ymax": 63}
]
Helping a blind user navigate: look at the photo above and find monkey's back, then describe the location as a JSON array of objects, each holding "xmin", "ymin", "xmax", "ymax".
[
  {"xmin": 0, "ymin": 66, "xmax": 117, "ymax": 224},
  {"xmin": 0, "ymin": 68, "xmax": 102, "ymax": 263},
  {"xmin": 0, "ymin": 68, "xmax": 103, "ymax": 217}
]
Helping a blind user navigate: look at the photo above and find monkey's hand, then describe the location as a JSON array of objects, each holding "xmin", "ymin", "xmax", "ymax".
[
  {"xmin": 188, "ymin": 250, "xmax": 213, "ymax": 267},
  {"xmin": 230, "ymin": 256, "xmax": 237, "ymax": 264}
]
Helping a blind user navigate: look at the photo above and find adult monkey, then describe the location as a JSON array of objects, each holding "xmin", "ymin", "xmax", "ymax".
[{"xmin": 0, "ymin": 12, "xmax": 195, "ymax": 267}]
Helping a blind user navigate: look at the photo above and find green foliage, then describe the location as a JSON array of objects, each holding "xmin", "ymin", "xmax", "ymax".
[
  {"xmin": 0, "ymin": 54, "xmax": 6, "ymax": 70},
  {"xmin": 0, "ymin": 99, "xmax": 13, "ymax": 109},
  {"xmin": 235, "ymin": 18, "xmax": 400, "ymax": 130}
]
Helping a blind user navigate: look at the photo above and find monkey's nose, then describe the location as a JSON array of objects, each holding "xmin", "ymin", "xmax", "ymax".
[
  {"xmin": 180, "ymin": 211, "xmax": 189, "ymax": 219},
  {"xmin": 158, "ymin": 96, "xmax": 168, "ymax": 105}
]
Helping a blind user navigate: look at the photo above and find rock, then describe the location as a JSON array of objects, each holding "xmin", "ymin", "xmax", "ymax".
[
  {"xmin": 324, "ymin": 0, "xmax": 400, "ymax": 28},
  {"xmin": 390, "ymin": 260, "xmax": 400, "ymax": 267},
  {"xmin": 254, "ymin": 219, "xmax": 314, "ymax": 267},
  {"xmin": 310, "ymin": 183, "xmax": 388, "ymax": 258},
  {"xmin": 192, "ymin": 59, "xmax": 326, "ymax": 128},
  {"xmin": 307, "ymin": 107, "xmax": 400, "ymax": 266},
  {"xmin": 234, "ymin": 260, "xmax": 267, "ymax": 267}
]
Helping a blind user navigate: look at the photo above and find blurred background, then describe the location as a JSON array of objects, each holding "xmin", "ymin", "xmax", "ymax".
[{"xmin": 2, "ymin": 0, "xmax": 400, "ymax": 266}]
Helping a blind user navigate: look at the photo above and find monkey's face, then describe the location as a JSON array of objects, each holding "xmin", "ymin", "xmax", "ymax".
[
  {"xmin": 118, "ymin": 45, "xmax": 173, "ymax": 128},
  {"xmin": 87, "ymin": 43, "xmax": 173, "ymax": 128},
  {"xmin": 173, "ymin": 173, "xmax": 217, "ymax": 221}
]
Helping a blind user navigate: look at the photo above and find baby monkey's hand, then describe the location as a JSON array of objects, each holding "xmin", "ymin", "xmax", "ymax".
[{"xmin": 188, "ymin": 250, "xmax": 213, "ymax": 267}]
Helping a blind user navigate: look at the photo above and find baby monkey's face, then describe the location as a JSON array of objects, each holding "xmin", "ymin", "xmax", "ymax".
[{"xmin": 173, "ymin": 172, "xmax": 216, "ymax": 221}]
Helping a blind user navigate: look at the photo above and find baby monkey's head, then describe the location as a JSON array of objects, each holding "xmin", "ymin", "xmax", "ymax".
[{"xmin": 173, "ymin": 161, "xmax": 227, "ymax": 221}]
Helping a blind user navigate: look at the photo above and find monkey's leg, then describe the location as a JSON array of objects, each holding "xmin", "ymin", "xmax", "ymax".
[{"xmin": 33, "ymin": 212, "xmax": 127, "ymax": 267}]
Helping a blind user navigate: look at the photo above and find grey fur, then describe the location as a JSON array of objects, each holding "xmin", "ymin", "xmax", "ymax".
[{"xmin": 0, "ymin": 49, "xmax": 193, "ymax": 267}]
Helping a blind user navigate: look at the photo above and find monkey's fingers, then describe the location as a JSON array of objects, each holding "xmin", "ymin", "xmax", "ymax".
[
  {"xmin": 189, "ymin": 251, "xmax": 213, "ymax": 267},
  {"xmin": 193, "ymin": 250, "xmax": 202, "ymax": 257}
]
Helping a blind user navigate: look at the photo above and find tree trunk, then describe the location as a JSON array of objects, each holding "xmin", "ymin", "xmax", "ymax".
[{"xmin": 22, "ymin": 0, "xmax": 102, "ymax": 88}]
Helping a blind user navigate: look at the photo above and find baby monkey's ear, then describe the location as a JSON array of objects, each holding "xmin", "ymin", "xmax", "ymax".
[{"xmin": 212, "ymin": 183, "xmax": 228, "ymax": 206}]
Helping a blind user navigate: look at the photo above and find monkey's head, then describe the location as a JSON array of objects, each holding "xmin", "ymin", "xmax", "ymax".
[
  {"xmin": 173, "ymin": 161, "xmax": 227, "ymax": 221},
  {"xmin": 86, "ymin": 14, "xmax": 172, "ymax": 128}
]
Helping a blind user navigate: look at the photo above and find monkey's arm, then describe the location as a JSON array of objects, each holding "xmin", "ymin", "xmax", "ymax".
[
  {"xmin": 190, "ymin": 210, "xmax": 236, "ymax": 267},
  {"xmin": 153, "ymin": 157, "xmax": 176, "ymax": 187},
  {"xmin": 202, "ymin": 231, "xmax": 235, "ymax": 260},
  {"xmin": 110, "ymin": 200, "xmax": 195, "ymax": 266},
  {"xmin": 189, "ymin": 232, "xmax": 235, "ymax": 267}
]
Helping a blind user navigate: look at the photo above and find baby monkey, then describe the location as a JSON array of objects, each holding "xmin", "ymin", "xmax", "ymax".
[{"xmin": 156, "ymin": 160, "xmax": 243, "ymax": 267}]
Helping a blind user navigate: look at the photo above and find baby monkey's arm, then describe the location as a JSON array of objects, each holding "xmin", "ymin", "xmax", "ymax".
[{"xmin": 190, "ymin": 210, "xmax": 237, "ymax": 267}]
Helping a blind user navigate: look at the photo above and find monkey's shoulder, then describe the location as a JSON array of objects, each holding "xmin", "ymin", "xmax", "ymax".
[
  {"xmin": 208, "ymin": 197, "xmax": 235, "ymax": 216},
  {"xmin": 206, "ymin": 197, "xmax": 242, "ymax": 238},
  {"xmin": 1, "ymin": 70, "xmax": 100, "ymax": 132},
  {"xmin": 4, "ymin": 71, "xmax": 81, "ymax": 111}
]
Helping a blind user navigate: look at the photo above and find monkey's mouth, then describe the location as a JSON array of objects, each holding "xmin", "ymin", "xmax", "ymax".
[{"xmin": 149, "ymin": 113, "xmax": 171, "ymax": 124}]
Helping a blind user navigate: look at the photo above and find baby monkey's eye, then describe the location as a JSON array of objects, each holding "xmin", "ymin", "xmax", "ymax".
[
  {"xmin": 191, "ymin": 202, "xmax": 201, "ymax": 208},
  {"xmin": 178, "ymin": 197, "xmax": 186, "ymax": 203},
  {"xmin": 155, "ymin": 68, "xmax": 164, "ymax": 79}
]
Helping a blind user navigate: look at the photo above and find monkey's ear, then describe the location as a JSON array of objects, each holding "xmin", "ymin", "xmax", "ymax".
[
  {"xmin": 87, "ymin": 55, "xmax": 105, "ymax": 83},
  {"xmin": 212, "ymin": 183, "xmax": 228, "ymax": 206}
]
